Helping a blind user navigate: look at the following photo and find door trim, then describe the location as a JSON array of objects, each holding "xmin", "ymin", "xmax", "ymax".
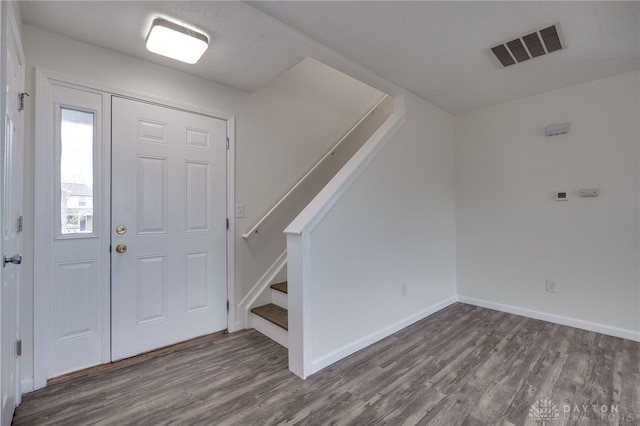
[{"xmin": 33, "ymin": 68, "xmax": 236, "ymax": 390}]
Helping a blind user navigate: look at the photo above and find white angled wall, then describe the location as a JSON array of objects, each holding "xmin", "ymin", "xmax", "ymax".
[
  {"xmin": 308, "ymin": 92, "xmax": 457, "ymax": 365},
  {"xmin": 456, "ymin": 70, "xmax": 640, "ymax": 337}
]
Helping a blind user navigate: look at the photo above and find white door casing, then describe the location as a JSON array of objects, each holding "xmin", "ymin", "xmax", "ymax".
[
  {"xmin": 1, "ymin": 4, "xmax": 24, "ymax": 424},
  {"xmin": 111, "ymin": 97, "xmax": 228, "ymax": 360}
]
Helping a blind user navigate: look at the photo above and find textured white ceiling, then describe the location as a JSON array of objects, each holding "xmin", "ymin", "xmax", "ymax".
[
  {"xmin": 21, "ymin": 1, "xmax": 640, "ymax": 114},
  {"xmin": 20, "ymin": 1, "xmax": 314, "ymax": 92},
  {"xmin": 251, "ymin": 1, "xmax": 640, "ymax": 114}
]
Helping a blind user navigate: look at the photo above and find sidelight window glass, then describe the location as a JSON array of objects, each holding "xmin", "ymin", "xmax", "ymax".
[{"xmin": 60, "ymin": 108, "xmax": 95, "ymax": 234}]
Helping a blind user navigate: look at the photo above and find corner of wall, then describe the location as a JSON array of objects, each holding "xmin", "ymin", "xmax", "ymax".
[{"xmin": 454, "ymin": 70, "xmax": 640, "ymax": 336}]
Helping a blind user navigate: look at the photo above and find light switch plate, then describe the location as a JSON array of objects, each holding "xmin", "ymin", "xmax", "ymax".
[{"xmin": 235, "ymin": 204, "xmax": 245, "ymax": 218}]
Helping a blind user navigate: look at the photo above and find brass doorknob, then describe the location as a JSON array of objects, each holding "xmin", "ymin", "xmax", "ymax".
[
  {"xmin": 115, "ymin": 244, "xmax": 127, "ymax": 254},
  {"xmin": 115, "ymin": 225, "xmax": 127, "ymax": 235}
]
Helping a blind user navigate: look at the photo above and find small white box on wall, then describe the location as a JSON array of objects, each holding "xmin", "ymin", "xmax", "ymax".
[
  {"xmin": 579, "ymin": 188, "xmax": 599, "ymax": 197},
  {"xmin": 545, "ymin": 123, "xmax": 570, "ymax": 136}
]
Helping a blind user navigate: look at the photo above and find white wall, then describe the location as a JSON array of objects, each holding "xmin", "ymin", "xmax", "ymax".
[
  {"xmin": 456, "ymin": 70, "xmax": 640, "ymax": 338},
  {"xmin": 20, "ymin": 25, "xmax": 384, "ymax": 386},
  {"xmin": 307, "ymin": 92, "xmax": 456, "ymax": 365}
]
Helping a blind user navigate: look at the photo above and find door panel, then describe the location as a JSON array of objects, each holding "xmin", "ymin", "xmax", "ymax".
[
  {"xmin": 137, "ymin": 156, "xmax": 168, "ymax": 233},
  {"xmin": 1, "ymin": 104, "xmax": 19, "ymax": 426},
  {"xmin": 111, "ymin": 97, "xmax": 227, "ymax": 361},
  {"xmin": 186, "ymin": 251, "xmax": 209, "ymax": 311},
  {"xmin": 48, "ymin": 85, "xmax": 106, "ymax": 378},
  {"xmin": 1, "ymin": 8, "xmax": 23, "ymax": 424},
  {"xmin": 54, "ymin": 260, "xmax": 99, "ymax": 340},
  {"xmin": 185, "ymin": 161, "xmax": 210, "ymax": 231}
]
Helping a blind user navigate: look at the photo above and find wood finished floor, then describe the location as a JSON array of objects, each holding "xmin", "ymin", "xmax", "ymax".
[{"xmin": 13, "ymin": 303, "xmax": 640, "ymax": 425}]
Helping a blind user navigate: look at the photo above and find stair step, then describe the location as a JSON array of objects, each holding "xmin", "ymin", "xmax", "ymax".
[
  {"xmin": 251, "ymin": 303, "xmax": 288, "ymax": 331},
  {"xmin": 271, "ymin": 286, "xmax": 288, "ymax": 309},
  {"xmin": 270, "ymin": 281, "xmax": 288, "ymax": 294}
]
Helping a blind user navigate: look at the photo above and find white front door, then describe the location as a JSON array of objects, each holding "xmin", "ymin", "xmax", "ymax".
[
  {"xmin": 111, "ymin": 97, "xmax": 228, "ymax": 360},
  {"xmin": 38, "ymin": 81, "xmax": 229, "ymax": 381},
  {"xmin": 1, "ymin": 6, "xmax": 23, "ymax": 424}
]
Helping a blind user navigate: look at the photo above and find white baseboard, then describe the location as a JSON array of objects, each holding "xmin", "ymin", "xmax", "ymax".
[
  {"xmin": 457, "ymin": 296, "xmax": 640, "ymax": 343},
  {"xmin": 21, "ymin": 378, "xmax": 34, "ymax": 394},
  {"xmin": 309, "ymin": 296, "xmax": 457, "ymax": 375}
]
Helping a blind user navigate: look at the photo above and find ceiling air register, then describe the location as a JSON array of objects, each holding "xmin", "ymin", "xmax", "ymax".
[{"xmin": 491, "ymin": 24, "xmax": 564, "ymax": 67}]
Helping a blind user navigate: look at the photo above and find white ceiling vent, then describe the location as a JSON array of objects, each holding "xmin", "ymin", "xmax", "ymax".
[{"xmin": 491, "ymin": 24, "xmax": 564, "ymax": 67}]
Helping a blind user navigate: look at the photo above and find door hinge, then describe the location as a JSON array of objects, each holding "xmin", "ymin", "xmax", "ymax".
[
  {"xmin": 16, "ymin": 340, "xmax": 22, "ymax": 357},
  {"xmin": 227, "ymin": 299, "xmax": 229, "ymax": 312},
  {"xmin": 18, "ymin": 92, "xmax": 29, "ymax": 112},
  {"xmin": 226, "ymin": 136, "xmax": 229, "ymax": 149},
  {"xmin": 17, "ymin": 216, "xmax": 23, "ymax": 233},
  {"xmin": 226, "ymin": 218, "xmax": 229, "ymax": 230}
]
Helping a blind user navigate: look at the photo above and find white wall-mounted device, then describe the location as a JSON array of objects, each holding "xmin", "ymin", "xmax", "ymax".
[
  {"xmin": 579, "ymin": 188, "xmax": 599, "ymax": 197},
  {"xmin": 545, "ymin": 122, "xmax": 570, "ymax": 136}
]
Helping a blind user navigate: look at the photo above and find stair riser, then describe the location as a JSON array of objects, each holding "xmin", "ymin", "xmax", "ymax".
[
  {"xmin": 272, "ymin": 289, "xmax": 288, "ymax": 309},
  {"xmin": 251, "ymin": 314, "xmax": 289, "ymax": 348}
]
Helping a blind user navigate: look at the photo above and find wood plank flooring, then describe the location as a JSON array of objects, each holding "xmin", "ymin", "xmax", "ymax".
[{"xmin": 13, "ymin": 303, "xmax": 640, "ymax": 425}]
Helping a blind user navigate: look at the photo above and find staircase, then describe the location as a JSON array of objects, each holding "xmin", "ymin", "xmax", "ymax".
[
  {"xmin": 242, "ymin": 95, "xmax": 394, "ymax": 356},
  {"xmin": 250, "ymin": 282, "xmax": 289, "ymax": 348}
]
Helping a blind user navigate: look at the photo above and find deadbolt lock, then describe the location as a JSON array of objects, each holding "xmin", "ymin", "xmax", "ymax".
[
  {"xmin": 115, "ymin": 244, "xmax": 127, "ymax": 254},
  {"xmin": 115, "ymin": 225, "xmax": 127, "ymax": 235}
]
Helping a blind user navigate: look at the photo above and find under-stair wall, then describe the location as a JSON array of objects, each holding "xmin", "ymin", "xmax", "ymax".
[{"xmin": 286, "ymin": 93, "xmax": 457, "ymax": 378}]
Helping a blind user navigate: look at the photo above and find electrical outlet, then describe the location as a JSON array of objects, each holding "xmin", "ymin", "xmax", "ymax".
[
  {"xmin": 235, "ymin": 204, "xmax": 245, "ymax": 218},
  {"xmin": 545, "ymin": 279, "xmax": 557, "ymax": 293}
]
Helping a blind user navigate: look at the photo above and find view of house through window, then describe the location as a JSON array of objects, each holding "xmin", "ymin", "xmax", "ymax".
[{"xmin": 60, "ymin": 107, "xmax": 94, "ymax": 234}]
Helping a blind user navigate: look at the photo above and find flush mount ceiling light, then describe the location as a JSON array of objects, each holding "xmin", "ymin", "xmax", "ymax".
[{"xmin": 146, "ymin": 18, "xmax": 208, "ymax": 64}]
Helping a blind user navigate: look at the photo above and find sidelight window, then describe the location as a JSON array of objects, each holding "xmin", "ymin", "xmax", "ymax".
[{"xmin": 60, "ymin": 108, "xmax": 95, "ymax": 235}]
